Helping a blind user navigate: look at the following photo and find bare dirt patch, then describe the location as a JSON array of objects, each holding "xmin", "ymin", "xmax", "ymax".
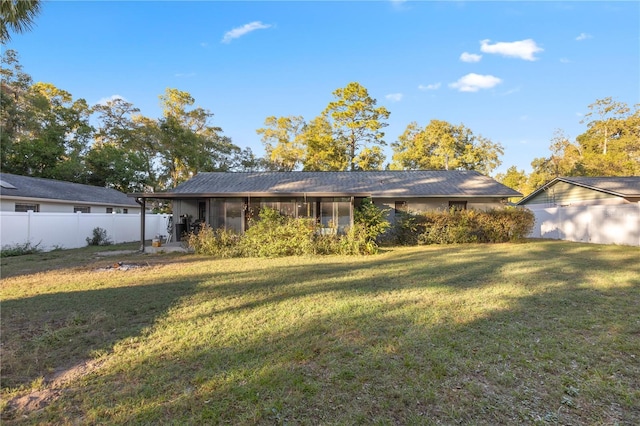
[
  {"xmin": 94, "ymin": 261, "xmax": 146, "ymax": 272},
  {"xmin": 3, "ymin": 359, "xmax": 104, "ymax": 419}
]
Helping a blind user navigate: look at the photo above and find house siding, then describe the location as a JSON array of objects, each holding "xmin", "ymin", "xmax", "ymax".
[
  {"xmin": 523, "ymin": 181, "xmax": 625, "ymax": 206},
  {"xmin": 1, "ymin": 198, "xmax": 140, "ymax": 213}
]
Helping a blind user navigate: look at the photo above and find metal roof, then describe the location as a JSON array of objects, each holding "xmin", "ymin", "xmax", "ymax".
[
  {"xmin": 130, "ymin": 170, "xmax": 522, "ymax": 199},
  {"xmin": 0, "ymin": 173, "xmax": 138, "ymax": 206},
  {"xmin": 517, "ymin": 176, "xmax": 640, "ymax": 205}
]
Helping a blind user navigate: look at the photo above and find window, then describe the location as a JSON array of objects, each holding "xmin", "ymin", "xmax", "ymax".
[
  {"xmin": 210, "ymin": 198, "xmax": 243, "ymax": 233},
  {"xmin": 15, "ymin": 203, "xmax": 39, "ymax": 212},
  {"xmin": 448, "ymin": 201, "xmax": 467, "ymax": 211},
  {"xmin": 106, "ymin": 208, "xmax": 114, "ymax": 214},
  {"xmin": 122, "ymin": 208, "xmax": 128, "ymax": 214},
  {"xmin": 74, "ymin": 206, "xmax": 90, "ymax": 213},
  {"xmin": 320, "ymin": 197, "xmax": 351, "ymax": 233}
]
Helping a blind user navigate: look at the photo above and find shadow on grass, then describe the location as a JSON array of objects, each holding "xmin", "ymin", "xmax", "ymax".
[
  {"xmin": 1, "ymin": 278, "xmax": 201, "ymax": 390},
  {"xmin": 3, "ymin": 241, "xmax": 640, "ymax": 424}
]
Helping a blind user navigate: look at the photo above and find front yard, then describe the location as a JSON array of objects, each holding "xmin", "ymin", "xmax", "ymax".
[{"xmin": 1, "ymin": 241, "xmax": 639, "ymax": 424}]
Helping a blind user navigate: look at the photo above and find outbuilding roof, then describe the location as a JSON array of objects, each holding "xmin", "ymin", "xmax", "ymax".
[
  {"xmin": 130, "ymin": 170, "xmax": 521, "ymax": 199},
  {"xmin": 517, "ymin": 176, "xmax": 640, "ymax": 205},
  {"xmin": 0, "ymin": 173, "xmax": 138, "ymax": 206}
]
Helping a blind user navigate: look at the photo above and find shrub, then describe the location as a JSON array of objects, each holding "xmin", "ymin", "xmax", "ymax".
[
  {"xmin": 186, "ymin": 225, "xmax": 242, "ymax": 257},
  {"xmin": 240, "ymin": 208, "xmax": 316, "ymax": 257},
  {"xmin": 0, "ymin": 241, "xmax": 42, "ymax": 257},
  {"xmin": 385, "ymin": 211, "xmax": 423, "ymax": 246},
  {"xmin": 354, "ymin": 198, "xmax": 390, "ymax": 245},
  {"xmin": 86, "ymin": 227, "xmax": 112, "ymax": 246},
  {"xmin": 416, "ymin": 208, "xmax": 534, "ymax": 245}
]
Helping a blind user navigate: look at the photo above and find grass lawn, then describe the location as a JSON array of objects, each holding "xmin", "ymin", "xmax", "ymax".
[{"xmin": 1, "ymin": 240, "xmax": 639, "ymax": 424}]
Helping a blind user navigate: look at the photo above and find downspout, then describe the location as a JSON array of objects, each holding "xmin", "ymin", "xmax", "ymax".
[{"xmin": 136, "ymin": 197, "xmax": 146, "ymax": 252}]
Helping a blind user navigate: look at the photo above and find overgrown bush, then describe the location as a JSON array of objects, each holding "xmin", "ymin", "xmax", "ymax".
[
  {"xmin": 0, "ymin": 241, "xmax": 42, "ymax": 257},
  {"xmin": 86, "ymin": 227, "xmax": 112, "ymax": 246},
  {"xmin": 186, "ymin": 225, "xmax": 242, "ymax": 257},
  {"xmin": 385, "ymin": 211, "xmax": 422, "ymax": 246},
  {"xmin": 240, "ymin": 208, "xmax": 316, "ymax": 257},
  {"xmin": 416, "ymin": 207, "xmax": 534, "ymax": 245},
  {"xmin": 185, "ymin": 206, "xmax": 386, "ymax": 258},
  {"xmin": 354, "ymin": 198, "xmax": 390, "ymax": 245}
]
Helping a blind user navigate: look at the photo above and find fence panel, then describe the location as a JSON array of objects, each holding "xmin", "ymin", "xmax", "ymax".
[
  {"xmin": 0, "ymin": 212, "xmax": 171, "ymax": 251},
  {"xmin": 527, "ymin": 204, "xmax": 639, "ymax": 246}
]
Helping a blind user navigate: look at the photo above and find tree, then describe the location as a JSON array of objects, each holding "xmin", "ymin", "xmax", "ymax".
[
  {"xmin": 87, "ymin": 97, "xmax": 151, "ymax": 192},
  {"xmin": 496, "ymin": 165, "xmax": 531, "ymax": 196},
  {"xmin": 1, "ymin": 63, "xmax": 94, "ymax": 182},
  {"xmin": 156, "ymin": 88, "xmax": 240, "ymax": 187},
  {"xmin": 576, "ymin": 98, "xmax": 639, "ymax": 175},
  {"xmin": 0, "ymin": 0, "xmax": 41, "ymax": 42},
  {"xmin": 391, "ymin": 119, "xmax": 504, "ymax": 175},
  {"xmin": 256, "ymin": 115, "xmax": 306, "ymax": 171},
  {"xmin": 302, "ymin": 114, "xmax": 349, "ymax": 171},
  {"xmin": 323, "ymin": 82, "xmax": 390, "ymax": 171}
]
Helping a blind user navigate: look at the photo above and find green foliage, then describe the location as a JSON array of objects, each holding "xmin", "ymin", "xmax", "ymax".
[
  {"xmin": 354, "ymin": 197, "xmax": 390, "ymax": 245},
  {"xmin": 390, "ymin": 119, "xmax": 504, "ymax": 175},
  {"xmin": 256, "ymin": 115, "xmax": 306, "ymax": 171},
  {"xmin": 185, "ymin": 225, "xmax": 242, "ymax": 258},
  {"xmin": 241, "ymin": 208, "xmax": 316, "ymax": 257},
  {"xmin": 0, "ymin": 0, "xmax": 42, "ymax": 42},
  {"xmin": 86, "ymin": 227, "xmax": 112, "ymax": 246},
  {"xmin": 323, "ymin": 82, "xmax": 391, "ymax": 171},
  {"xmin": 388, "ymin": 208, "xmax": 534, "ymax": 246},
  {"xmin": 417, "ymin": 208, "xmax": 534, "ymax": 245},
  {"xmin": 385, "ymin": 211, "xmax": 420, "ymax": 246},
  {"xmin": 0, "ymin": 241, "xmax": 42, "ymax": 257},
  {"xmin": 185, "ymin": 207, "xmax": 379, "ymax": 258}
]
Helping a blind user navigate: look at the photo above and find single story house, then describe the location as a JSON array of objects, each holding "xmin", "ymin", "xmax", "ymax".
[
  {"xmin": 0, "ymin": 173, "xmax": 140, "ymax": 214},
  {"xmin": 517, "ymin": 176, "xmax": 640, "ymax": 246},
  {"xmin": 517, "ymin": 176, "xmax": 640, "ymax": 207},
  {"xmin": 129, "ymin": 170, "xmax": 521, "ymax": 243}
]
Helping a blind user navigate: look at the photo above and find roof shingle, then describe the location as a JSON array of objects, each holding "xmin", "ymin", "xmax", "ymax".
[
  {"xmin": 0, "ymin": 173, "xmax": 138, "ymax": 206},
  {"xmin": 139, "ymin": 171, "xmax": 521, "ymax": 198}
]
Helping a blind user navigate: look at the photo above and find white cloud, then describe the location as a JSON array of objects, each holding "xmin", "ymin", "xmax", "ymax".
[
  {"xmin": 200, "ymin": 42, "xmax": 209, "ymax": 48},
  {"xmin": 449, "ymin": 73, "xmax": 502, "ymax": 92},
  {"xmin": 480, "ymin": 39, "xmax": 543, "ymax": 61},
  {"xmin": 418, "ymin": 82, "xmax": 441, "ymax": 91},
  {"xmin": 576, "ymin": 32, "xmax": 592, "ymax": 41},
  {"xmin": 96, "ymin": 94, "xmax": 126, "ymax": 105},
  {"xmin": 460, "ymin": 52, "xmax": 482, "ymax": 63},
  {"xmin": 222, "ymin": 21, "xmax": 272, "ymax": 44},
  {"xmin": 385, "ymin": 93, "xmax": 403, "ymax": 102},
  {"xmin": 560, "ymin": 57, "xmax": 571, "ymax": 64}
]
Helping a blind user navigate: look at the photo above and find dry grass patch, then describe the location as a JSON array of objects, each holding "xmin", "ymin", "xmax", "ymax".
[{"xmin": 1, "ymin": 241, "xmax": 639, "ymax": 424}]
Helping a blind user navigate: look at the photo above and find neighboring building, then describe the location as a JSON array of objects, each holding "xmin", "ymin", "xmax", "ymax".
[
  {"xmin": 0, "ymin": 173, "xmax": 140, "ymax": 214},
  {"xmin": 130, "ymin": 171, "xmax": 521, "ymax": 240},
  {"xmin": 517, "ymin": 176, "xmax": 640, "ymax": 246},
  {"xmin": 517, "ymin": 176, "xmax": 640, "ymax": 207}
]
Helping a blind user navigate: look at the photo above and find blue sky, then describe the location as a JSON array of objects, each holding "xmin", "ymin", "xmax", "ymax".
[{"xmin": 6, "ymin": 0, "xmax": 639, "ymax": 175}]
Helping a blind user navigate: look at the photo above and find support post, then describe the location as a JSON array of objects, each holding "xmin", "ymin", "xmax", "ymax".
[{"xmin": 136, "ymin": 197, "xmax": 146, "ymax": 252}]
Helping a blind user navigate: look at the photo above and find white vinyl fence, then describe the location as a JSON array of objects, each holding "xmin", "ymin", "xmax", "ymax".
[
  {"xmin": 526, "ymin": 204, "xmax": 640, "ymax": 246},
  {"xmin": 0, "ymin": 212, "xmax": 171, "ymax": 252}
]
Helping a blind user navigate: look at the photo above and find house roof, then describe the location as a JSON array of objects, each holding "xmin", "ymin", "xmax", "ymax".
[
  {"xmin": 130, "ymin": 170, "xmax": 522, "ymax": 199},
  {"xmin": 517, "ymin": 176, "xmax": 640, "ymax": 205},
  {"xmin": 0, "ymin": 173, "xmax": 138, "ymax": 207}
]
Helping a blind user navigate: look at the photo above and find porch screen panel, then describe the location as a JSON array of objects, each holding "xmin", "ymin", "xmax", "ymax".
[
  {"xmin": 320, "ymin": 200, "xmax": 334, "ymax": 228},
  {"xmin": 210, "ymin": 199, "xmax": 225, "ymax": 229},
  {"xmin": 297, "ymin": 199, "xmax": 315, "ymax": 218},
  {"xmin": 319, "ymin": 198, "xmax": 351, "ymax": 232},
  {"xmin": 225, "ymin": 199, "xmax": 243, "ymax": 233},
  {"xmin": 335, "ymin": 198, "xmax": 351, "ymax": 232}
]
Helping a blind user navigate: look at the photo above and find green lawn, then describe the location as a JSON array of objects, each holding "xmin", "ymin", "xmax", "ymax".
[{"xmin": 1, "ymin": 241, "xmax": 639, "ymax": 424}]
